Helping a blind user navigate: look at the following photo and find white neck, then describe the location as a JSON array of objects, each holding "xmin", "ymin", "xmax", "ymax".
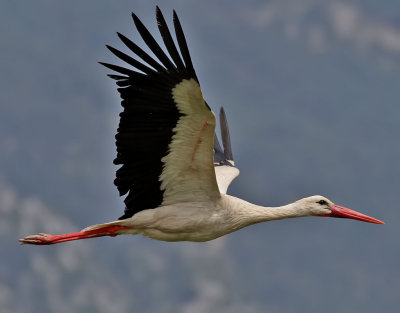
[{"xmin": 223, "ymin": 195, "xmax": 310, "ymax": 229}]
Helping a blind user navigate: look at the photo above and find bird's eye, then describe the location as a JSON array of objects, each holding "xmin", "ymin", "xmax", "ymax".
[{"xmin": 317, "ymin": 200, "xmax": 328, "ymax": 205}]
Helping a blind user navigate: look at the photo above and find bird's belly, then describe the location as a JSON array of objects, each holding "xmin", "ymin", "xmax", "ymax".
[
  {"xmin": 139, "ymin": 216, "xmax": 229, "ymax": 242},
  {"xmin": 140, "ymin": 228, "xmax": 224, "ymax": 242},
  {"xmin": 130, "ymin": 207, "xmax": 231, "ymax": 242}
]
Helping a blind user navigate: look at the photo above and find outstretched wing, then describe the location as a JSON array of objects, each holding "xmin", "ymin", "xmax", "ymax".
[
  {"xmin": 214, "ymin": 107, "xmax": 240, "ymax": 194},
  {"xmin": 101, "ymin": 7, "xmax": 220, "ymax": 219}
]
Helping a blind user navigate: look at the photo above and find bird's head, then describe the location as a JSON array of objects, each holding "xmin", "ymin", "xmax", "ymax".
[{"xmin": 296, "ymin": 195, "xmax": 384, "ymax": 224}]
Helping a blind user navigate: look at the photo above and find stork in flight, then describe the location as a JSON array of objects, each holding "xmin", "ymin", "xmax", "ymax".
[{"xmin": 19, "ymin": 7, "xmax": 384, "ymax": 245}]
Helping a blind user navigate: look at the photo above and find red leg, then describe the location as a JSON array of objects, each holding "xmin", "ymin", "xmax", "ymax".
[{"xmin": 19, "ymin": 225, "xmax": 133, "ymax": 245}]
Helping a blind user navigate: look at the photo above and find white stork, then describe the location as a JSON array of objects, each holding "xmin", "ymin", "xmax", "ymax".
[{"xmin": 19, "ymin": 7, "xmax": 384, "ymax": 245}]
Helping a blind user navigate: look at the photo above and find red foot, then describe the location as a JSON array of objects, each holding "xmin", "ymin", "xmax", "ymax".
[{"xmin": 19, "ymin": 233, "xmax": 55, "ymax": 245}]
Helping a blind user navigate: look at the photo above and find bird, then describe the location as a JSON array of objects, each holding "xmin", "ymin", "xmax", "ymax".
[{"xmin": 19, "ymin": 7, "xmax": 384, "ymax": 245}]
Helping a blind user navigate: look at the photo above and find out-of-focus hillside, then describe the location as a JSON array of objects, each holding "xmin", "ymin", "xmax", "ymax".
[{"xmin": 1, "ymin": 1, "xmax": 400, "ymax": 312}]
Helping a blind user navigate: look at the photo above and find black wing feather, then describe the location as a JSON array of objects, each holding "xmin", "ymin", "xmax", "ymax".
[
  {"xmin": 102, "ymin": 8, "xmax": 200, "ymax": 219},
  {"xmin": 213, "ymin": 133, "xmax": 225, "ymax": 164},
  {"xmin": 132, "ymin": 13, "xmax": 177, "ymax": 72},
  {"xmin": 108, "ymin": 74, "xmax": 129, "ymax": 80},
  {"xmin": 106, "ymin": 45, "xmax": 157, "ymax": 75},
  {"xmin": 173, "ymin": 10, "xmax": 198, "ymax": 81},
  {"xmin": 156, "ymin": 7, "xmax": 186, "ymax": 71},
  {"xmin": 214, "ymin": 107, "xmax": 234, "ymax": 166},
  {"xmin": 116, "ymin": 32, "xmax": 166, "ymax": 73},
  {"xmin": 219, "ymin": 107, "xmax": 234, "ymax": 161},
  {"xmin": 99, "ymin": 62, "xmax": 138, "ymax": 76}
]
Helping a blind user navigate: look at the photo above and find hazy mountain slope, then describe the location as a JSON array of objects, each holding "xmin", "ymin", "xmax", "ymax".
[{"xmin": 1, "ymin": 1, "xmax": 400, "ymax": 312}]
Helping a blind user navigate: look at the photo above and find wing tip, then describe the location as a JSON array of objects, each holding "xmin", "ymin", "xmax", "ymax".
[
  {"xmin": 156, "ymin": 5, "xmax": 162, "ymax": 15},
  {"xmin": 219, "ymin": 106, "xmax": 234, "ymax": 161},
  {"xmin": 214, "ymin": 106, "xmax": 236, "ymax": 167}
]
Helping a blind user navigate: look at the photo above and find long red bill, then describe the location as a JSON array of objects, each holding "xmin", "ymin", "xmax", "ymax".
[{"xmin": 330, "ymin": 204, "xmax": 384, "ymax": 224}]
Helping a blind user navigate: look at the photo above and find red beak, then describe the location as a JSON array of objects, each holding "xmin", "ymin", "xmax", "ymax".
[{"xmin": 329, "ymin": 204, "xmax": 384, "ymax": 224}]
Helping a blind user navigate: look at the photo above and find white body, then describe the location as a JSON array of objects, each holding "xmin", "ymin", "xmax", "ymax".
[{"xmin": 85, "ymin": 194, "xmax": 330, "ymax": 242}]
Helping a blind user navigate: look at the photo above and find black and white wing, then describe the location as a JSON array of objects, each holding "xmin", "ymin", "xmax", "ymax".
[
  {"xmin": 214, "ymin": 107, "xmax": 240, "ymax": 194},
  {"xmin": 101, "ymin": 7, "xmax": 220, "ymax": 219}
]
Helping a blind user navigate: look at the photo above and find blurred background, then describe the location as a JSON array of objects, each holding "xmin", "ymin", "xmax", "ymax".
[{"xmin": 1, "ymin": 0, "xmax": 399, "ymax": 312}]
